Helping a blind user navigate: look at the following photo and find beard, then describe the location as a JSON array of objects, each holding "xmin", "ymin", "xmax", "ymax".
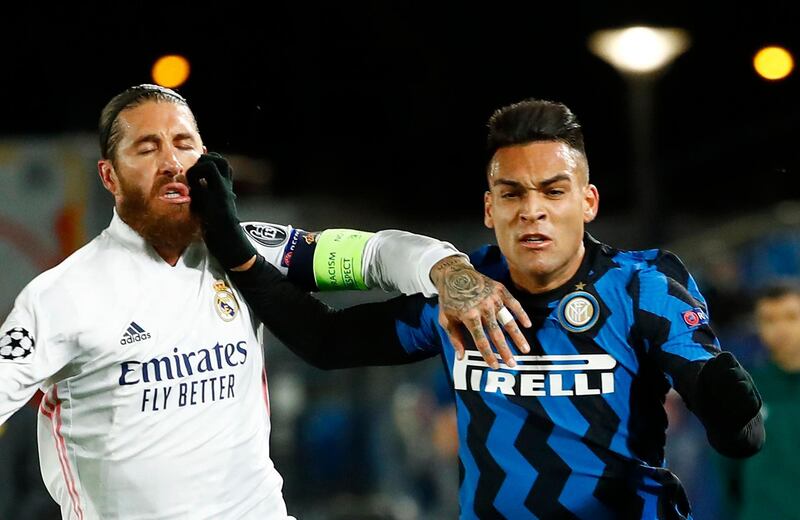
[{"xmin": 116, "ymin": 174, "xmax": 201, "ymax": 254}]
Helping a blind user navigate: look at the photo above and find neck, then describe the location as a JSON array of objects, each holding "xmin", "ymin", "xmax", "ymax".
[{"xmin": 510, "ymin": 242, "xmax": 586, "ymax": 294}]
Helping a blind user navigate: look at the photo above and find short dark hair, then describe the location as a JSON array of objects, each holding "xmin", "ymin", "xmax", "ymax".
[
  {"xmin": 755, "ymin": 280, "xmax": 800, "ymax": 303},
  {"xmin": 486, "ymin": 99, "xmax": 587, "ymax": 172},
  {"xmin": 99, "ymin": 84, "xmax": 195, "ymax": 160}
]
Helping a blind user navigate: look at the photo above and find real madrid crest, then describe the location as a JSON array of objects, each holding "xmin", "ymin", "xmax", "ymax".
[
  {"xmin": 213, "ymin": 280, "xmax": 239, "ymax": 322},
  {"xmin": 557, "ymin": 290, "xmax": 599, "ymax": 333}
]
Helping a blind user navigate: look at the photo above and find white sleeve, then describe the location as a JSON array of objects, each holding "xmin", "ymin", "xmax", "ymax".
[
  {"xmin": 0, "ymin": 285, "xmax": 76, "ymax": 426},
  {"xmin": 362, "ymin": 230, "xmax": 468, "ymax": 297}
]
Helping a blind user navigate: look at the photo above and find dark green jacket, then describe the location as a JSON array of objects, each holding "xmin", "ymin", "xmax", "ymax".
[{"xmin": 719, "ymin": 362, "xmax": 800, "ymax": 520}]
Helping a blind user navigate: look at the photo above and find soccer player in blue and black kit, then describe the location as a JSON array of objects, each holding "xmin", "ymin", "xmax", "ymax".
[{"xmin": 190, "ymin": 99, "xmax": 765, "ymax": 519}]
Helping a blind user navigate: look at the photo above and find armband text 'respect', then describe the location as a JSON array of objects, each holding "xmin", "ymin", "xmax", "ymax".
[{"xmin": 313, "ymin": 229, "xmax": 374, "ymax": 291}]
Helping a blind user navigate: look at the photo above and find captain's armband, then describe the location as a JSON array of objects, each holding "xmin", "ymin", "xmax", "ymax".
[{"xmin": 312, "ymin": 229, "xmax": 374, "ymax": 291}]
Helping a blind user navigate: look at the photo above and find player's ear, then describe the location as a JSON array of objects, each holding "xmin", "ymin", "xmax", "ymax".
[
  {"xmin": 484, "ymin": 191, "xmax": 495, "ymax": 229},
  {"xmin": 98, "ymin": 159, "xmax": 118, "ymax": 196},
  {"xmin": 583, "ymin": 184, "xmax": 599, "ymax": 223}
]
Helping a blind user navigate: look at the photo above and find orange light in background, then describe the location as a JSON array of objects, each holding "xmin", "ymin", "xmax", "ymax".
[
  {"xmin": 753, "ymin": 46, "xmax": 794, "ymax": 80},
  {"xmin": 152, "ymin": 55, "xmax": 191, "ymax": 88}
]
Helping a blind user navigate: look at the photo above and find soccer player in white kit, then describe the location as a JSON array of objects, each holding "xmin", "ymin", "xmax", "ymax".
[{"xmin": 0, "ymin": 85, "xmax": 530, "ymax": 519}]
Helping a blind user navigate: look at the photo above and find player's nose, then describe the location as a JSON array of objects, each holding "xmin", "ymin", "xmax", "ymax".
[
  {"xmin": 519, "ymin": 194, "xmax": 547, "ymax": 221},
  {"xmin": 158, "ymin": 149, "xmax": 184, "ymax": 177}
]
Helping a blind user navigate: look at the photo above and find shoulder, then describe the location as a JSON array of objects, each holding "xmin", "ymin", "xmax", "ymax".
[
  {"xmin": 611, "ymin": 246, "xmax": 692, "ymax": 285},
  {"xmin": 19, "ymin": 233, "xmax": 117, "ymax": 311}
]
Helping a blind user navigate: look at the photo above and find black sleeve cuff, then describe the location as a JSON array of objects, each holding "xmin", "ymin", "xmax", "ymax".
[{"xmin": 707, "ymin": 410, "xmax": 765, "ymax": 459}]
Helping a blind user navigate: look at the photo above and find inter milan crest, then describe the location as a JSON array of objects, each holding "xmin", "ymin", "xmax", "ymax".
[
  {"xmin": 213, "ymin": 280, "xmax": 240, "ymax": 322},
  {"xmin": 557, "ymin": 291, "xmax": 599, "ymax": 333}
]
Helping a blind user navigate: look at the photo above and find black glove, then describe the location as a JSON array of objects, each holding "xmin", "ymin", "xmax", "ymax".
[
  {"xmin": 695, "ymin": 352, "xmax": 764, "ymax": 457},
  {"xmin": 187, "ymin": 153, "xmax": 257, "ymax": 270}
]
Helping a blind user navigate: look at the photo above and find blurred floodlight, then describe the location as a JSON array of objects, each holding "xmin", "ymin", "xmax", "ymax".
[
  {"xmin": 152, "ymin": 55, "xmax": 191, "ymax": 88},
  {"xmin": 588, "ymin": 26, "xmax": 691, "ymax": 75},
  {"xmin": 754, "ymin": 46, "xmax": 794, "ymax": 80}
]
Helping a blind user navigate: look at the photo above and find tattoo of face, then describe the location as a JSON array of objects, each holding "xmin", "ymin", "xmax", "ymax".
[{"xmin": 440, "ymin": 265, "xmax": 493, "ymax": 312}]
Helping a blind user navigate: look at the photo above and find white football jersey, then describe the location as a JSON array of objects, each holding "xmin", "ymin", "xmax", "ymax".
[{"xmin": 0, "ymin": 211, "xmax": 459, "ymax": 520}]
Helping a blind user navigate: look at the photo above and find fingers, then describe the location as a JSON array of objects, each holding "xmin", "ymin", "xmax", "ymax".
[
  {"xmin": 188, "ymin": 153, "xmax": 231, "ymax": 188},
  {"xmin": 492, "ymin": 284, "xmax": 530, "ymax": 354},
  {"xmin": 198, "ymin": 152, "xmax": 233, "ymax": 182},
  {"xmin": 482, "ymin": 307, "xmax": 516, "ymax": 368},
  {"xmin": 206, "ymin": 153, "xmax": 234, "ymax": 181},
  {"xmin": 187, "ymin": 155, "xmax": 210, "ymax": 187},
  {"xmin": 187, "ymin": 167, "xmax": 203, "ymax": 191},
  {"xmin": 436, "ymin": 272, "xmax": 533, "ymax": 368},
  {"xmin": 501, "ymin": 318, "xmax": 530, "ymax": 356},
  {"xmin": 500, "ymin": 286, "xmax": 532, "ymax": 328},
  {"xmin": 198, "ymin": 160, "xmax": 226, "ymax": 191},
  {"xmin": 439, "ymin": 308, "xmax": 472, "ymax": 360},
  {"xmin": 187, "ymin": 155, "xmax": 213, "ymax": 188},
  {"xmin": 463, "ymin": 315, "xmax": 499, "ymax": 369},
  {"xmin": 439, "ymin": 312, "xmax": 466, "ymax": 361}
]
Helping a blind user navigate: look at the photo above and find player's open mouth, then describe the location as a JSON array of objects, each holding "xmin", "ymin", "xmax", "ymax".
[
  {"xmin": 519, "ymin": 233, "xmax": 552, "ymax": 249},
  {"xmin": 158, "ymin": 183, "xmax": 191, "ymax": 204}
]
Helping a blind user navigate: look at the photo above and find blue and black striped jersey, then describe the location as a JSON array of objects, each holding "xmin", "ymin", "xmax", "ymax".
[{"xmin": 394, "ymin": 234, "xmax": 720, "ymax": 519}]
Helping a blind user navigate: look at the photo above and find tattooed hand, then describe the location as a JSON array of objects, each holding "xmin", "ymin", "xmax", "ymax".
[{"xmin": 430, "ymin": 256, "xmax": 531, "ymax": 369}]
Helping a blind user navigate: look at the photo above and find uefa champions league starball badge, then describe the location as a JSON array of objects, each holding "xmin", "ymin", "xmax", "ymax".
[
  {"xmin": 0, "ymin": 327, "xmax": 35, "ymax": 361},
  {"xmin": 213, "ymin": 280, "xmax": 240, "ymax": 322},
  {"xmin": 557, "ymin": 290, "xmax": 599, "ymax": 333}
]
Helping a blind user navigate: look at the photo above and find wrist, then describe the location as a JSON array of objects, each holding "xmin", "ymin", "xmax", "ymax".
[{"xmin": 430, "ymin": 255, "xmax": 473, "ymax": 288}]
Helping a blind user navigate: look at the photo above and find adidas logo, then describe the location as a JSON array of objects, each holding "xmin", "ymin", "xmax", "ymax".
[{"xmin": 120, "ymin": 322, "xmax": 152, "ymax": 346}]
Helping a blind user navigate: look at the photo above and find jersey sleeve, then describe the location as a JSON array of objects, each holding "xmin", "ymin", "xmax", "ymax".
[
  {"xmin": 240, "ymin": 221, "xmax": 465, "ymax": 296},
  {"xmin": 632, "ymin": 250, "xmax": 720, "ymax": 401},
  {"xmin": 634, "ymin": 251, "xmax": 764, "ymax": 457},
  {"xmin": 0, "ymin": 284, "xmax": 77, "ymax": 426},
  {"xmin": 393, "ymin": 294, "xmax": 443, "ymax": 356}
]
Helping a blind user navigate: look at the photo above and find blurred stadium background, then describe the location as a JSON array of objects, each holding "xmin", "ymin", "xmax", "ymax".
[{"xmin": 1, "ymin": 3, "xmax": 798, "ymax": 519}]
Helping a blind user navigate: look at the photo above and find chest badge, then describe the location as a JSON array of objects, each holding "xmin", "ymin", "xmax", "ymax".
[
  {"xmin": 213, "ymin": 280, "xmax": 240, "ymax": 322},
  {"xmin": 557, "ymin": 290, "xmax": 599, "ymax": 333}
]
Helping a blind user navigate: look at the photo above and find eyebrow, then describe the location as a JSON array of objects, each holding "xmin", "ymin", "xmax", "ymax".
[
  {"xmin": 492, "ymin": 173, "xmax": 572, "ymax": 189},
  {"xmin": 174, "ymin": 132, "xmax": 195, "ymax": 142},
  {"xmin": 132, "ymin": 132, "xmax": 196, "ymax": 147}
]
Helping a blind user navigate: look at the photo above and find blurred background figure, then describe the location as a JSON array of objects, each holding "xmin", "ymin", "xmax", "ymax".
[{"xmin": 716, "ymin": 282, "xmax": 800, "ymax": 520}]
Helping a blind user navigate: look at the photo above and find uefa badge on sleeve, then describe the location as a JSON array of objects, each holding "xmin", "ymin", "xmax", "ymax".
[
  {"xmin": 681, "ymin": 307, "xmax": 709, "ymax": 328},
  {"xmin": 557, "ymin": 291, "xmax": 600, "ymax": 333},
  {"xmin": 213, "ymin": 280, "xmax": 240, "ymax": 322},
  {"xmin": 0, "ymin": 327, "xmax": 35, "ymax": 362}
]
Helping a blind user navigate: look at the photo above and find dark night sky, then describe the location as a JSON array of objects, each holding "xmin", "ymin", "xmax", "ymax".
[{"xmin": 2, "ymin": 2, "xmax": 798, "ymax": 219}]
